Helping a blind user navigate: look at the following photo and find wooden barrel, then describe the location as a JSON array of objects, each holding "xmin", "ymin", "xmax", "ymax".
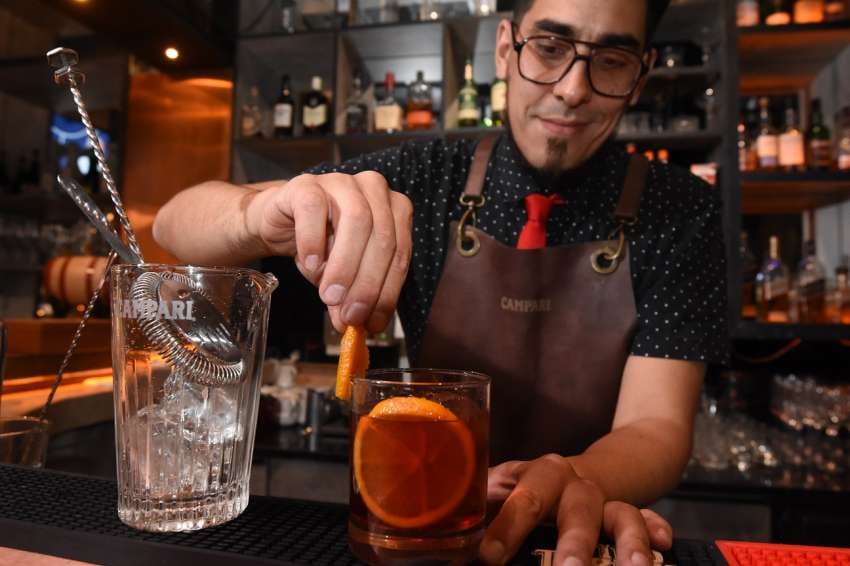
[{"xmin": 43, "ymin": 255, "xmax": 109, "ymax": 306}]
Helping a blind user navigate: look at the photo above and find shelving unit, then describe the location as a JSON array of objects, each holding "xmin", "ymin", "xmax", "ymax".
[
  {"xmin": 230, "ymin": 1, "xmax": 850, "ymax": 348},
  {"xmin": 741, "ymin": 171, "xmax": 850, "ymax": 214}
]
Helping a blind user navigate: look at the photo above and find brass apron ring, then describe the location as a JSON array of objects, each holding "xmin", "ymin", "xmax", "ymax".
[
  {"xmin": 456, "ymin": 194, "xmax": 486, "ymax": 257},
  {"xmin": 591, "ymin": 224, "xmax": 627, "ymax": 275}
]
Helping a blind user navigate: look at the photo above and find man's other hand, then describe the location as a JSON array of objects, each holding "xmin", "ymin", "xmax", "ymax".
[
  {"xmin": 246, "ymin": 171, "xmax": 413, "ymax": 333},
  {"xmin": 480, "ymin": 454, "xmax": 673, "ymax": 566}
]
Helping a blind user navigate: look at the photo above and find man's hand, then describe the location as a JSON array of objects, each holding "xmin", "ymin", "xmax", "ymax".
[
  {"xmin": 480, "ymin": 455, "xmax": 673, "ymax": 566},
  {"xmin": 245, "ymin": 171, "xmax": 413, "ymax": 333}
]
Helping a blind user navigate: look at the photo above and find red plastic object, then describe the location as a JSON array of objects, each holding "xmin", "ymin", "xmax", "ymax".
[{"xmin": 717, "ymin": 540, "xmax": 850, "ymax": 566}]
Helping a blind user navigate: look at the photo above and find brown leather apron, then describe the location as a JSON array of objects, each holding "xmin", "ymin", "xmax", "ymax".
[{"xmin": 417, "ymin": 137, "xmax": 648, "ymax": 464}]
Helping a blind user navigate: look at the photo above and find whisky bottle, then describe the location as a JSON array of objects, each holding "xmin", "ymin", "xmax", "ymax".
[
  {"xmin": 764, "ymin": 0, "xmax": 792, "ymax": 25},
  {"xmin": 737, "ymin": 0, "xmax": 761, "ymax": 25},
  {"xmin": 756, "ymin": 97, "xmax": 779, "ymax": 170},
  {"xmin": 457, "ymin": 59, "xmax": 480, "ymax": 128},
  {"xmin": 241, "ymin": 86, "xmax": 263, "ymax": 139},
  {"xmin": 778, "ymin": 100, "xmax": 805, "ymax": 172},
  {"xmin": 406, "ymin": 71, "xmax": 434, "ymax": 130},
  {"xmin": 807, "ymin": 99, "xmax": 833, "ymax": 170},
  {"xmin": 490, "ymin": 77, "xmax": 507, "ymax": 127},
  {"xmin": 793, "ymin": 0, "xmax": 825, "ymax": 23},
  {"xmin": 302, "ymin": 76, "xmax": 330, "ymax": 136},
  {"xmin": 796, "ymin": 240, "xmax": 827, "ymax": 323},
  {"xmin": 756, "ymin": 235, "xmax": 790, "ymax": 323},
  {"xmin": 273, "ymin": 75, "xmax": 295, "ymax": 138},
  {"xmin": 374, "ymin": 72, "xmax": 403, "ymax": 133},
  {"xmin": 344, "ymin": 75, "xmax": 369, "ymax": 134}
]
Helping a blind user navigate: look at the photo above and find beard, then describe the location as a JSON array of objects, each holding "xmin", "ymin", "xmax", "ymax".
[{"xmin": 503, "ymin": 102, "xmax": 571, "ymax": 182}]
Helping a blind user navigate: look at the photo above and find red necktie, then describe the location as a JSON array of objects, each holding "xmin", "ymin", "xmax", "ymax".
[{"xmin": 517, "ymin": 193, "xmax": 563, "ymax": 250}]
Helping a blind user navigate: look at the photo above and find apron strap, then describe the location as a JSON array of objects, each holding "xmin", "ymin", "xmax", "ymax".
[
  {"xmin": 462, "ymin": 135, "xmax": 499, "ymax": 198},
  {"xmin": 613, "ymin": 154, "xmax": 649, "ymax": 224}
]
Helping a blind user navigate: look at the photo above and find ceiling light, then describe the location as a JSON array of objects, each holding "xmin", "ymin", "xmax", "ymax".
[{"xmin": 164, "ymin": 47, "xmax": 180, "ymax": 61}]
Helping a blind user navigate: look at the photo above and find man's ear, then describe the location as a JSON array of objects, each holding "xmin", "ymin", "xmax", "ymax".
[
  {"xmin": 494, "ymin": 19, "xmax": 514, "ymax": 80},
  {"xmin": 628, "ymin": 48, "xmax": 657, "ymax": 106}
]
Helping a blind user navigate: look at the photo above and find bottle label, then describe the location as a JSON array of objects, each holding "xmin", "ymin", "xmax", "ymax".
[
  {"xmin": 810, "ymin": 140, "xmax": 832, "ymax": 167},
  {"xmin": 800, "ymin": 278, "xmax": 826, "ymax": 299},
  {"xmin": 765, "ymin": 12, "xmax": 791, "ymax": 25},
  {"xmin": 794, "ymin": 1, "xmax": 825, "ymax": 23},
  {"xmin": 737, "ymin": 2, "xmax": 760, "ymax": 26},
  {"xmin": 274, "ymin": 104, "xmax": 293, "ymax": 128},
  {"xmin": 764, "ymin": 278, "xmax": 788, "ymax": 301},
  {"xmin": 303, "ymin": 104, "xmax": 327, "ymax": 128},
  {"xmin": 839, "ymin": 154, "xmax": 850, "ymax": 171},
  {"xmin": 241, "ymin": 115, "xmax": 258, "ymax": 137},
  {"xmin": 374, "ymin": 104, "xmax": 403, "ymax": 132},
  {"xmin": 778, "ymin": 132, "xmax": 805, "ymax": 167},
  {"xmin": 491, "ymin": 81, "xmax": 507, "ymax": 112},
  {"xmin": 406, "ymin": 109, "xmax": 433, "ymax": 129},
  {"xmin": 757, "ymin": 135, "xmax": 779, "ymax": 167}
]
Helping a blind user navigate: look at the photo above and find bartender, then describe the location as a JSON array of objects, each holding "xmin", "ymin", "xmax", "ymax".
[{"xmin": 154, "ymin": 0, "xmax": 728, "ymax": 563}]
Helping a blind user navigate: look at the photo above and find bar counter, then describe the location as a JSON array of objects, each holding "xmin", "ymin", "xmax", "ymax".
[{"xmin": 0, "ymin": 464, "xmax": 570, "ymax": 566}]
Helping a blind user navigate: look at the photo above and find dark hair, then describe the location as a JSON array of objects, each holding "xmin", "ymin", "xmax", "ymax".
[{"xmin": 511, "ymin": 0, "xmax": 671, "ymax": 49}]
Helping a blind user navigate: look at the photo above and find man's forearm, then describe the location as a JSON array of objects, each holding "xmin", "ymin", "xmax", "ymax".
[
  {"xmin": 566, "ymin": 417, "xmax": 692, "ymax": 507},
  {"xmin": 153, "ymin": 180, "xmax": 271, "ymax": 266}
]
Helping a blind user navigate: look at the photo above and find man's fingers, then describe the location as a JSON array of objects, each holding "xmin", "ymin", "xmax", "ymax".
[
  {"xmin": 480, "ymin": 456, "xmax": 565, "ymax": 566},
  {"xmin": 640, "ymin": 508, "xmax": 673, "ymax": 550},
  {"xmin": 486, "ymin": 460, "xmax": 523, "ymax": 505},
  {"xmin": 286, "ymin": 177, "xmax": 329, "ymax": 282},
  {"xmin": 365, "ymin": 190, "xmax": 413, "ymax": 333},
  {"xmin": 604, "ymin": 502, "xmax": 652, "ymax": 566},
  {"xmin": 315, "ymin": 174, "xmax": 373, "ymax": 308},
  {"xmin": 554, "ymin": 479, "xmax": 605, "ymax": 566}
]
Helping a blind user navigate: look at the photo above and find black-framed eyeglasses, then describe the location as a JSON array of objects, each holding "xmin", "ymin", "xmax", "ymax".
[{"xmin": 510, "ymin": 22, "xmax": 648, "ymax": 98}]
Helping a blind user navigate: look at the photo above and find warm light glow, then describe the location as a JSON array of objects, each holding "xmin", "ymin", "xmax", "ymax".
[
  {"xmin": 72, "ymin": 0, "xmax": 90, "ymax": 4},
  {"xmin": 164, "ymin": 47, "xmax": 180, "ymax": 60}
]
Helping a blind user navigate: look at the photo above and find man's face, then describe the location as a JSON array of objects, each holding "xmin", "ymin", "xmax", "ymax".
[{"xmin": 494, "ymin": 0, "xmax": 653, "ymax": 173}]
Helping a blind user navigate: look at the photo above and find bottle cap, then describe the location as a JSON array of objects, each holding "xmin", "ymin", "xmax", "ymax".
[{"xmin": 311, "ymin": 76, "xmax": 322, "ymax": 91}]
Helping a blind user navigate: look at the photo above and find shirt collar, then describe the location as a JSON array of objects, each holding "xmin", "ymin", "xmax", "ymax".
[{"xmin": 486, "ymin": 131, "xmax": 627, "ymax": 204}]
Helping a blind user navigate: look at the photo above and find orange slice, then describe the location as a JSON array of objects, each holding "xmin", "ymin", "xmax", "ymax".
[
  {"xmin": 353, "ymin": 396, "xmax": 475, "ymax": 529},
  {"xmin": 335, "ymin": 325, "xmax": 368, "ymax": 401}
]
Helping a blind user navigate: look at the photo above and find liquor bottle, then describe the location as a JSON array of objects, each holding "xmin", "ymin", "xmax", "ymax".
[
  {"xmin": 756, "ymin": 97, "xmax": 779, "ymax": 170},
  {"xmin": 808, "ymin": 99, "xmax": 833, "ymax": 170},
  {"xmin": 755, "ymin": 235, "xmax": 790, "ymax": 323},
  {"xmin": 457, "ymin": 59, "xmax": 480, "ymax": 128},
  {"xmin": 829, "ymin": 264, "xmax": 850, "ymax": 324},
  {"xmin": 374, "ymin": 72, "xmax": 403, "ymax": 134},
  {"xmin": 737, "ymin": 116, "xmax": 757, "ymax": 171},
  {"xmin": 837, "ymin": 108, "xmax": 850, "ymax": 171},
  {"xmin": 737, "ymin": 0, "xmax": 761, "ymax": 25},
  {"xmin": 793, "ymin": 0, "xmax": 825, "ymax": 22},
  {"xmin": 778, "ymin": 100, "xmax": 805, "ymax": 171},
  {"xmin": 657, "ymin": 149, "xmax": 669, "ymax": 164},
  {"xmin": 344, "ymin": 75, "xmax": 369, "ymax": 134},
  {"xmin": 740, "ymin": 232, "xmax": 759, "ymax": 319},
  {"xmin": 824, "ymin": 0, "xmax": 847, "ymax": 20},
  {"xmin": 406, "ymin": 71, "xmax": 434, "ymax": 131},
  {"xmin": 302, "ymin": 76, "xmax": 330, "ymax": 136},
  {"xmin": 240, "ymin": 86, "xmax": 263, "ymax": 139},
  {"xmin": 764, "ymin": 0, "xmax": 792, "ymax": 25},
  {"xmin": 273, "ymin": 75, "xmax": 295, "ymax": 138},
  {"xmin": 796, "ymin": 240, "xmax": 827, "ymax": 323},
  {"xmin": 491, "ymin": 77, "xmax": 507, "ymax": 127}
]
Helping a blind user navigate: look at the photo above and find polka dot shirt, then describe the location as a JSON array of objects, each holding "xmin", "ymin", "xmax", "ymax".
[{"xmin": 306, "ymin": 133, "xmax": 730, "ymax": 366}]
